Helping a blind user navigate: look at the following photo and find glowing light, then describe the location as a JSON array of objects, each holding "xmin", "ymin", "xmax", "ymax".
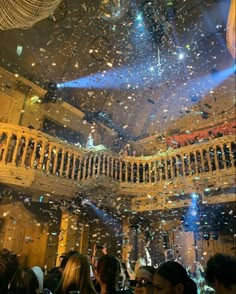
[
  {"xmin": 178, "ymin": 52, "xmax": 185, "ymax": 60},
  {"xmin": 191, "ymin": 209, "xmax": 197, "ymax": 217},
  {"xmin": 136, "ymin": 13, "xmax": 143, "ymax": 21},
  {"xmin": 191, "ymin": 193, "xmax": 198, "ymax": 199},
  {"xmin": 58, "ymin": 64, "xmax": 234, "ymax": 94}
]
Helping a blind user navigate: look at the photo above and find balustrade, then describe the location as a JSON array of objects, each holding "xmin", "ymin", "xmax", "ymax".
[{"xmin": 0, "ymin": 123, "xmax": 235, "ymax": 187}]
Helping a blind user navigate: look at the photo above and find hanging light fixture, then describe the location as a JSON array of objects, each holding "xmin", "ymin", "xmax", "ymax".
[{"xmin": 0, "ymin": 0, "xmax": 62, "ymax": 30}]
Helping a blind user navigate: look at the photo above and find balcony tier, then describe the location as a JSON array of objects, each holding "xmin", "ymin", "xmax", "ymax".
[{"xmin": 0, "ymin": 123, "xmax": 235, "ymax": 211}]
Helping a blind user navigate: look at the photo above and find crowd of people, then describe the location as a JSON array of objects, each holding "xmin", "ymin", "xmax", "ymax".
[{"xmin": 0, "ymin": 246, "xmax": 236, "ymax": 294}]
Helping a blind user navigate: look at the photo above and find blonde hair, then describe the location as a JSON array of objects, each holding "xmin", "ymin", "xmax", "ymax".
[{"xmin": 55, "ymin": 253, "xmax": 97, "ymax": 294}]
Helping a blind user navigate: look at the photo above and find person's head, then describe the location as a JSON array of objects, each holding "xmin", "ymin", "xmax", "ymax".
[
  {"xmin": 134, "ymin": 257, "xmax": 147, "ymax": 276},
  {"xmin": 8, "ymin": 268, "xmax": 39, "ymax": 294},
  {"xmin": 0, "ymin": 249, "xmax": 19, "ymax": 293},
  {"xmin": 153, "ymin": 261, "xmax": 197, "ymax": 294},
  {"xmin": 96, "ymin": 254, "xmax": 124, "ymax": 292},
  {"xmin": 135, "ymin": 266, "xmax": 155, "ymax": 294},
  {"xmin": 60, "ymin": 250, "xmax": 79, "ymax": 269},
  {"xmin": 56, "ymin": 253, "xmax": 97, "ymax": 294},
  {"xmin": 205, "ymin": 253, "xmax": 236, "ymax": 293}
]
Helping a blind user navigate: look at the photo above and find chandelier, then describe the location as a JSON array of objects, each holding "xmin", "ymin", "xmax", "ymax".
[{"xmin": 0, "ymin": 0, "xmax": 62, "ymax": 30}]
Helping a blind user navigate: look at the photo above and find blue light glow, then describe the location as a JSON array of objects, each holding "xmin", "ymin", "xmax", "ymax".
[
  {"xmin": 178, "ymin": 52, "xmax": 185, "ymax": 60},
  {"xmin": 83, "ymin": 200, "xmax": 120, "ymax": 230},
  {"xmin": 58, "ymin": 62, "xmax": 162, "ymax": 90},
  {"xmin": 136, "ymin": 13, "xmax": 143, "ymax": 21},
  {"xmin": 191, "ymin": 193, "xmax": 198, "ymax": 199},
  {"xmin": 56, "ymin": 83, "xmax": 64, "ymax": 88},
  {"xmin": 58, "ymin": 64, "xmax": 233, "ymax": 94}
]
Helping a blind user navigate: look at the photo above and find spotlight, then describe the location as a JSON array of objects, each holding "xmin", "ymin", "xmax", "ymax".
[
  {"xmin": 203, "ymin": 232, "xmax": 210, "ymax": 240},
  {"xmin": 201, "ymin": 111, "xmax": 210, "ymax": 119},
  {"xmin": 215, "ymin": 23, "xmax": 223, "ymax": 34},
  {"xmin": 136, "ymin": 13, "xmax": 143, "ymax": 21},
  {"xmin": 178, "ymin": 52, "xmax": 185, "ymax": 60},
  {"xmin": 43, "ymin": 82, "xmax": 60, "ymax": 103},
  {"xmin": 56, "ymin": 83, "xmax": 64, "ymax": 88},
  {"xmin": 191, "ymin": 193, "xmax": 198, "ymax": 200},
  {"xmin": 48, "ymin": 82, "xmax": 58, "ymax": 90},
  {"xmin": 81, "ymin": 198, "xmax": 92, "ymax": 205},
  {"xmin": 149, "ymin": 66, "xmax": 154, "ymax": 71}
]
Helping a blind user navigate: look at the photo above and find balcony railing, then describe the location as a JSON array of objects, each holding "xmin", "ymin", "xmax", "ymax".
[{"xmin": 0, "ymin": 123, "xmax": 235, "ymax": 194}]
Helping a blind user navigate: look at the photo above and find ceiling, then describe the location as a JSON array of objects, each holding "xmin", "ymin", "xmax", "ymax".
[{"xmin": 0, "ymin": 0, "xmax": 233, "ymax": 141}]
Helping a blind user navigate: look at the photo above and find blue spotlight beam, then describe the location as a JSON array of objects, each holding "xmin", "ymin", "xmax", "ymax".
[
  {"xmin": 59, "ymin": 64, "xmax": 234, "ymax": 98},
  {"xmin": 58, "ymin": 63, "xmax": 160, "ymax": 90},
  {"xmin": 85, "ymin": 201, "xmax": 121, "ymax": 233}
]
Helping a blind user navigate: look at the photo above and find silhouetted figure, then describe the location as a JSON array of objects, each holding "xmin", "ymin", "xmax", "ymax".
[
  {"xmin": 153, "ymin": 261, "xmax": 197, "ymax": 294},
  {"xmin": 205, "ymin": 253, "xmax": 236, "ymax": 294}
]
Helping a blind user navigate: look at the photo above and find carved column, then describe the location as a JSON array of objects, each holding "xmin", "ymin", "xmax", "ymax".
[{"xmin": 56, "ymin": 212, "xmax": 79, "ymax": 266}]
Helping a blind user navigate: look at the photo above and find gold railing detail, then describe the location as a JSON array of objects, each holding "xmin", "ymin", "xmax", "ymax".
[{"xmin": 0, "ymin": 123, "xmax": 235, "ymax": 197}]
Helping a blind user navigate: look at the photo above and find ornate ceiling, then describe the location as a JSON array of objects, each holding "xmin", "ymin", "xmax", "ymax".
[{"xmin": 0, "ymin": 0, "xmax": 233, "ymax": 141}]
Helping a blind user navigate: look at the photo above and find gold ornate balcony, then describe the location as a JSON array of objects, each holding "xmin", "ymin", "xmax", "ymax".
[{"xmin": 0, "ymin": 123, "xmax": 235, "ymax": 211}]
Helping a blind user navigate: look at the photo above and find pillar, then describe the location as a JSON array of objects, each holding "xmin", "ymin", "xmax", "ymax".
[{"xmin": 56, "ymin": 212, "xmax": 79, "ymax": 266}]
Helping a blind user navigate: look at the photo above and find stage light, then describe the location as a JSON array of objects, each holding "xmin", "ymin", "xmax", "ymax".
[
  {"xmin": 48, "ymin": 82, "xmax": 58, "ymax": 90},
  {"xmin": 203, "ymin": 232, "xmax": 210, "ymax": 240},
  {"xmin": 201, "ymin": 111, "xmax": 210, "ymax": 119},
  {"xmin": 57, "ymin": 83, "xmax": 64, "ymax": 88},
  {"xmin": 178, "ymin": 52, "xmax": 185, "ymax": 60},
  {"xmin": 136, "ymin": 13, "xmax": 143, "ymax": 21},
  {"xmin": 149, "ymin": 66, "xmax": 154, "ymax": 71},
  {"xmin": 191, "ymin": 193, "xmax": 198, "ymax": 200},
  {"xmin": 43, "ymin": 82, "xmax": 62, "ymax": 103}
]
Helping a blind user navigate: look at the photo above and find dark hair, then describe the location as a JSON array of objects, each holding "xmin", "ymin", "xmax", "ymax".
[
  {"xmin": 155, "ymin": 261, "xmax": 197, "ymax": 294},
  {"xmin": 0, "ymin": 249, "xmax": 19, "ymax": 293},
  {"xmin": 8, "ymin": 268, "xmax": 39, "ymax": 294},
  {"xmin": 60, "ymin": 250, "xmax": 79, "ymax": 269},
  {"xmin": 205, "ymin": 253, "xmax": 236, "ymax": 289},
  {"xmin": 139, "ymin": 265, "xmax": 156, "ymax": 275},
  {"xmin": 96, "ymin": 255, "xmax": 121, "ymax": 293}
]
